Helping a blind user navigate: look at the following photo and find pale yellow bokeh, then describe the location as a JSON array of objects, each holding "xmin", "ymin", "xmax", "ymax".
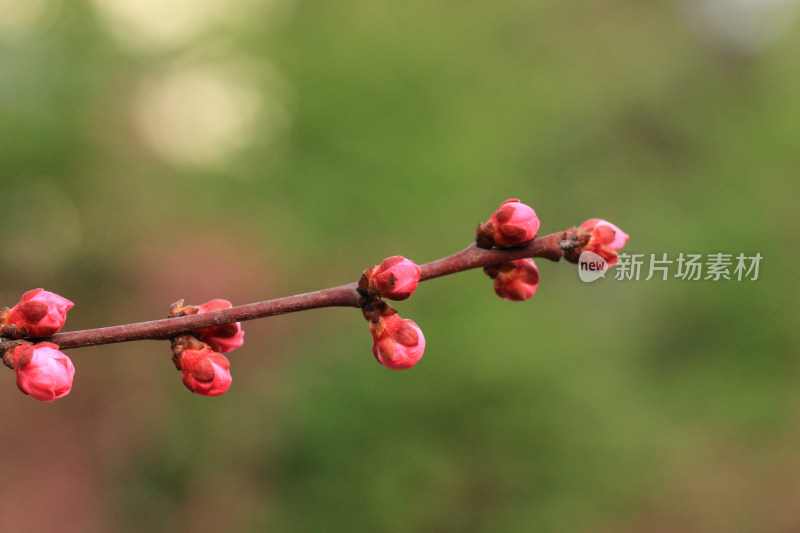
[
  {"xmin": 132, "ymin": 60, "xmax": 288, "ymax": 168},
  {"xmin": 0, "ymin": 0, "xmax": 51, "ymax": 38},
  {"xmin": 90, "ymin": 0, "xmax": 292, "ymax": 53}
]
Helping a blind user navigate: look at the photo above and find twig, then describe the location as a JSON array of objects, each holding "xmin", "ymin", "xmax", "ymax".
[{"xmin": 0, "ymin": 231, "xmax": 569, "ymax": 351}]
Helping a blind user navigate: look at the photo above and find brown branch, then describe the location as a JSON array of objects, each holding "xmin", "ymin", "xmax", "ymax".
[
  {"xmin": 419, "ymin": 232, "xmax": 565, "ymax": 281},
  {"xmin": 0, "ymin": 231, "xmax": 572, "ymax": 352},
  {"xmin": 46, "ymin": 284, "xmax": 361, "ymax": 349}
]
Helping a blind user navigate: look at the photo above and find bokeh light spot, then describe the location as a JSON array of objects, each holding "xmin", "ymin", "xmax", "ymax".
[
  {"xmin": 0, "ymin": 0, "xmax": 50, "ymax": 38},
  {"xmin": 682, "ymin": 0, "xmax": 800, "ymax": 53},
  {"xmin": 132, "ymin": 61, "xmax": 281, "ymax": 168}
]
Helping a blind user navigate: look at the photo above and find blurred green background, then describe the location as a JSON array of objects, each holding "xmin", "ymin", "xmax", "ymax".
[{"xmin": 1, "ymin": 0, "xmax": 798, "ymax": 531}]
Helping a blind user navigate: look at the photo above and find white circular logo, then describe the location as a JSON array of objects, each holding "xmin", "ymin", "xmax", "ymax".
[{"xmin": 578, "ymin": 251, "xmax": 608, "ymax": 283}]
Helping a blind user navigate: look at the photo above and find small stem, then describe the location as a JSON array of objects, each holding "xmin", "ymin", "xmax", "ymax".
[{"xmin": 0, "ymin": 231, "xmax": 570, "ymax": 352}]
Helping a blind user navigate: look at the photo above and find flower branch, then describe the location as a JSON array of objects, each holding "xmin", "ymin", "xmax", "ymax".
[
  {"xmin": 0, "ymin": 231, "xmax": 568, "ymax": 353},
  {"xmin": 0, "ymin": 198, "xmax": 630, "ymax": 400}
]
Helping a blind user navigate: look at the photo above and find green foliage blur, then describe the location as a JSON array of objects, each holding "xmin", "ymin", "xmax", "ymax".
[{"xmin": 1, "ymin": 0, "xmax": 798, "ymax": 531}]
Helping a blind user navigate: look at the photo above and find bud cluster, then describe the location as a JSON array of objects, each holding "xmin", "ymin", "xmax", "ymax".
[
  {"xmin": 359, "ymin": 257, "xmax": 425, "ymax": 370},
  {"xmin": 168, "ymin": 299, "xmax": 244, "ymax": 396},
  {"xmin": 1, "ymin": 289, "xmax": 75, "ymax": 401},
  {"xmin": 478, "ymin": 199, "xmax": 542, "ymax": 301}
]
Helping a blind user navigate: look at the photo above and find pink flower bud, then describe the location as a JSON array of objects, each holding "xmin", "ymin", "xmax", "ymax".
[
  {"xmin": 580, "ymin": 219, "xmax": 629, "ymax": 266},
  {"xmin": 194, "ymin": 299, "xmax": 245, "ymax": 353},
  {"xmin": 477, "ymin": 199, "xmax": 540, "ymax": 248},
  {"xmin": 368, "ymin": 256, "xmax": 421, "ymax": 301},
  {"xmin": 490, "ymin": 259, "xmax": 540, "ymax": 301},
  {"xmin": 8, "ymin": 342, "xmax": 75, "ymax": 401},
  {"xmin": 5, "ymin": 289, "xmax": 74, "ymax": 338},
  {"xmin": 370, "ymin": 313, "xmax": 425, "ymax": 370},
  {"xmin": 178, "ymin": 346, "xmax": 232, "ymax": 396}
]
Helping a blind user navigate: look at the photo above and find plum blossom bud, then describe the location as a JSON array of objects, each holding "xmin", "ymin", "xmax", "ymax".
[
  {"xmin": 477, "ymin": 199, "xmax": 540, "ymax": 249},
  {"xmin": 174, "ymin": 340, "xmax": 232, "ymax": 396},
  {"xmin": 3, "ymin": 289, "xmax": 74, "ymax": 338},
  {"xmin": 366, "ymin": 256, "xmax": 421, "ymax": 301},
  {"xmin": 369, "ymin": 312, "xmax": 425, "ymax": 370},
  {"xmin": 194, "ymin": 299, "xmax": 245, "ymax": 353},
  {"xmin": 485, "ymin": 259, "xmax": 540, "ymax": 301},
  {"xmin": 4, "ymin": 342, "xmax": 75, "ymax": 401},
  {"xmin": 580, "ymin": 218, "xmax": 629, "ymax": 266}
]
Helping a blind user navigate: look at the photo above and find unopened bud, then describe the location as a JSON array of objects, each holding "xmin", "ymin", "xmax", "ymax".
[
  {"xmin": 2, "ymin": 289, "xmax": 73, "ymax": 338},
  {"xmin": 579, "ymin": 218, "xmax": 629, "ymax": 266},
  {"xmin": 485, "ymin": 259, "xmax": 540, "ymax": 301},
  {"xmin": 365, "ymin": 256, "xmax": 421, "ymax": 301},
  {"xmin": 369, "ymin": 311, "xmax": 425, "ymax": 370},
  {"xmin": 5, "ymin": 342, "xmax": 75, "ymax": 401},
  {"xmin": 172, "ymin": 339, "xmax": 232, "ymax": 397},
  {"xmin": 194, "ymin": 299, "xmax": 245, "ymax": 353},
  {"xmin": 476, "ymin": 199, "xmax": 540, "ymax": 248}
]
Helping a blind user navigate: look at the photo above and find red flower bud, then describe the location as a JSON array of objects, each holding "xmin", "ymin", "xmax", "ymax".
[
  {"xmin": 194, "ymin": 299, "xmax": 245, "ymax": 353},
  {"xmin": 367, "ymin": 256, "xmax": 421, "ymax": 301},
  {"xmin": 488, "ymin": 259, "xmax": 540, "ymax": 301},
  {"xmin": 369, "ymin": 313, "xmax": 425, "ymax": 370},
  {"xmin": 177, "ymin": 345, "xmax": 232, "ymax": 396},
  {"xmin": 4, "ymin": 289, "xmax": 74, "ymax": 338},
  {"xmin": 7, "ymin": 342, "xmax": 75, "ymax": 401},
  {"xmin": 477, "ymin": 199, "xmax": 540, "ymax": 248},
  {"xmin": 580, "ymin": 218, "xmax": 629, "ymax": 266}
]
